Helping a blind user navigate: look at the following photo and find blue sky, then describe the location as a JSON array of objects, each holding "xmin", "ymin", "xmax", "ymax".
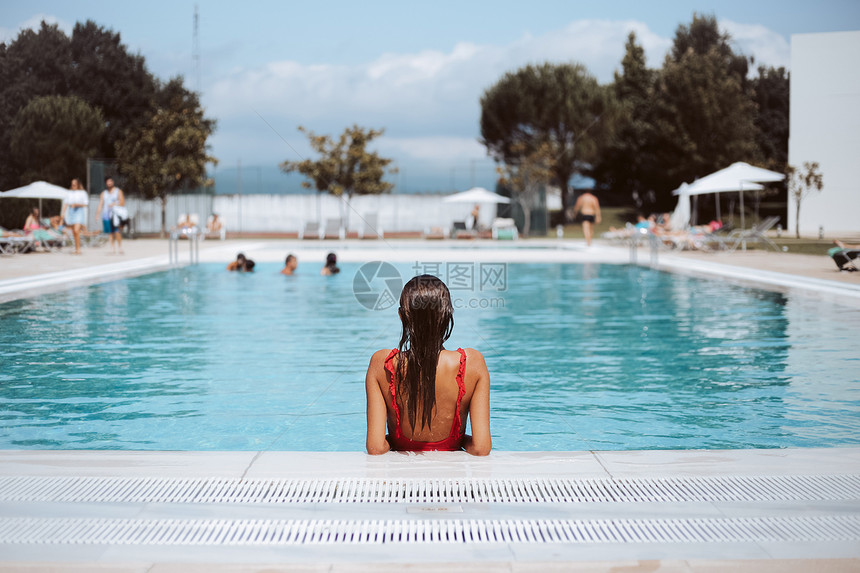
[{"xmin": 2, "ymin": 1, "xmax": 859, "ymax": 192}]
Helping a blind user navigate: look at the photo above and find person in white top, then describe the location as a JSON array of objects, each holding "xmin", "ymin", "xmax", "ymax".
[
  {"xmin": 61, "ymin": 178, "xmax": 89, "ymax": 255},
  {"xmin": 96, "ymin": 176, "xmax": 125, "ymax": 255}
]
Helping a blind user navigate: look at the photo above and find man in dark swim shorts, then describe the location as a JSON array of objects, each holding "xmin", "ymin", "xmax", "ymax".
[{"xmin": 572, "ymin": 191, "xmax": 601, "ymax": 246}]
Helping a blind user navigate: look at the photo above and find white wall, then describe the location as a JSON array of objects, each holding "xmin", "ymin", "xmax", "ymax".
[
  {"xmin": 121, "ymin": 193, "xmax": 499, "ymax": 235},
  {"xmin": 789, "ymin": 31, "xmax": 860, "ymax": 237}
]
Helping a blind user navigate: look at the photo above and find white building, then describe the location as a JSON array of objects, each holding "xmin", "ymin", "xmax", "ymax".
[{"xmin": 789, "ymin": 31, "xmax": 860, "ymax": 237}]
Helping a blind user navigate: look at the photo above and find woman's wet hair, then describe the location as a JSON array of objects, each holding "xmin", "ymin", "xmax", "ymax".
[
  {"xmin": 326, "ymin": 252, "xmax": 337, "ymax": 265},
  {"xmin": 244, "ymin": 259, "xmax": 255, "ymax": 271},
  {"xmin": 396, "ymin": 274, "xmax": 454, "ymax": 431}
]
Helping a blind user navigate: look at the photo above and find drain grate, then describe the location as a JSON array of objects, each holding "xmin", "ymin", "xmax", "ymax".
[
  {"xmin": 1, "ymin": 475, "xmax": 858, "ymax": 504},
  {"xmin": 0, "ymin": 516, "xmax": 857, "ymax": 545}
]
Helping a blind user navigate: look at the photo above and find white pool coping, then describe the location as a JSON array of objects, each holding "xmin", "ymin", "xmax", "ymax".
[{"xmin": 1, "ymin": 448, "xmax": 859, "ymax": 567}]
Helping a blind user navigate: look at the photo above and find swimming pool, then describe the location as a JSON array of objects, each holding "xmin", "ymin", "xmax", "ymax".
[{"xmin": 1, "ymin": 262, "xmax": 858, "ymax": 451}]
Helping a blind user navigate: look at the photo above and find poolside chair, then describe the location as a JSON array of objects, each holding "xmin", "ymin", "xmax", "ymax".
[
  {"xmin": 0, "ymin": 228, "xmax": 34, "ymax": 255},
  {"xmin": 491, "ymin": 218, "xmax": 519, "ymax": 240},
  {"xmin": 202, "ymin": 215, "xmax": 226, "ymax": 240},
  {"xmin": 422, "ymin": 225, "xmax": 449, "ymax": 240},
  {"xmin": 359, "ymin": 213, "xmax": 383, "ymax": 239},
  {"xmin": 829, "ymin": 247, "xmax": 860, "ymax": 271},
  {"xmin": 299, "ymin": 221, "xmax": 322, "ymax": 240},
  {"xmin": 452, "ymin": 220, "xmax": 476, "ymax": 239},
  {"xmin": 323, "ymin": 218, "xmax": 345, "ymax": 240},
  {"xmin": 727, "ymin": 216, "xmax": 781, "ymax": 252}
]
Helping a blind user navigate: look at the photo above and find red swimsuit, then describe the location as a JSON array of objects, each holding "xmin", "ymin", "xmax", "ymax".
[{"xmin": 384, "ymin": 348, "xmax": 466, "ymax": 451}]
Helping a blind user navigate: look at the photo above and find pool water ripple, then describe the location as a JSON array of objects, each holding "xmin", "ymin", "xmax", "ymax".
[{"xmin": 0, "ymin": 262, "xmax": 858, "ymax": 451}]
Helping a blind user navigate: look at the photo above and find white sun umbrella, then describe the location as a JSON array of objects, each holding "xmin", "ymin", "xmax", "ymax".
[
  {"xmin": 442, "ymin": 187, "xmax": 511, "ymax": 204},
  {"xmin": 669, "ymin": 183, "xmax": 692, "ymax": 230},
  {"xmin": 0, "ymin": 180, "xmax": 70, "ymax": 216},
  {"xmin": 684, "ymin": 162, "xmax": 783, "ymax": 229}
]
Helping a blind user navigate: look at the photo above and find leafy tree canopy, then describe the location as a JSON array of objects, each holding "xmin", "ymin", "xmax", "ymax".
[
  {"xmin": 115, "ymin": 79, "xmax": 217, "ymax": 235},
  {"xmin": 280, "ymin": 125, "xmax": 395, "ymax": 199},
  {"xmin": 480, "ymin": 62, "xmax": 616, "ymax": 220},
  {"xmin": 10, "ymin": 94, "xmax": 104, "ymax": 186}
]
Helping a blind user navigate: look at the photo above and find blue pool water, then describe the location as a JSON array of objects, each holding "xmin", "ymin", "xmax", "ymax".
[{"xmin": 1, "ymin": 262, "xmax": 858, "ymax": 451}]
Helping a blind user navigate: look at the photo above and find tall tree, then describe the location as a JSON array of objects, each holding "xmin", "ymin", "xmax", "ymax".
[
  {"xmin": 647, "ymin": 13, "xmax": 760, "ymax": 210},
  {"xmin": 9, "ymin": 95, "xmax": 104, "ymax": 185},
  {"xmin": 0, "ymin": 20, "xmax": 160, "ymax": 190},
  {"xmin": 68, "ymin": 20, "xmax": 158, "ymax": 161},
  {"xmin": 0, "ymin": 22, "xmax": 72, "ymax": 189},
  {"xmin": 115, "ymin": 80, "xmax": 217, "ymax": 236},
  {"xmin": 280, "ymin": 125, "xmax": 396, "ymax": 229},
  {"xmin": 480, "ymin": 62, "xmax": 616, "ymax": 221},
  {"xmin": 751, "ymin": 65, "xmax": 790, "ymax": 172},
  {"xmin": 592, "ymin": 31, "xmax": 658, "ymax": 207}
]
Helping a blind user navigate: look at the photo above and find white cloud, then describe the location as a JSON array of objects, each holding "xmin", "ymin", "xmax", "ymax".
[
  {"xmin": 377, "ymin": 136, "xmax": 486, "ymax": 163},
  {"xmin": 721, "ymin": 19, "xmax": 791, "ymax": 71},
  {"xmin": 0, "ymin": 14, "xmax": 73, "ymax": 43},
  {"xmin": 205, "ymin": 18, "xmax": 787, "ymax": 165}
]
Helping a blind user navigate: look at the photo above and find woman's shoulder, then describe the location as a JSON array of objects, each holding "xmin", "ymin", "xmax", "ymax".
[{"xmin": 459, "ymin": 347, "xmax": 486, "ymax": 362}]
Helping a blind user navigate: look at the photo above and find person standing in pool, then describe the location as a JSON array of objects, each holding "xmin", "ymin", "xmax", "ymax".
[
  {"xmin": 365, "ymin": 275, "xmax": 492, "ymax": 455},
  {"xmin": 572, "ymin": 190, "xmax": 602, "ymax": 246},
  {"xmin": 281, "ymin": 254, "xmax": 298, "ymax": 275},
  {"xmin": 321, "ymin": 252, "xmax": 340, "ymax": 275}
]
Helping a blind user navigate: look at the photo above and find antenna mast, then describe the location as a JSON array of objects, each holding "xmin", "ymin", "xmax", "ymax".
[{"xmin": 192, "ymin": 4, "xmax": 201, "ymax": 93}]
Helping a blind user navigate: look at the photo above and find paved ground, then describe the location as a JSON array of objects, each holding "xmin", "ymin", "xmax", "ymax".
[{"xmin": 1, "ymin": 237, "xmax": 857, "ymax": 284}]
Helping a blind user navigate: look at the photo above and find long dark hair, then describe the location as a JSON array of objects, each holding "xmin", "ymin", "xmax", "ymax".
[{"xmin": 396, "ymin": 274, "xmax": 454, "ymax": 431}]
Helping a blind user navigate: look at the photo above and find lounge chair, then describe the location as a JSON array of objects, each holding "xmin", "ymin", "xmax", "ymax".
[
  {"xmin": 452, "ymin": 221, "xmax": 476, "ymax": 239},
  {"xmin": 829, "ymin": 246, "xmax": 860, "ymax": 271},
  {"xmin": 727, "ymin": 216, "xmax": 781, "ymax": 252},
  {"xmin": 423, "ymin": 226, "xmax": 449, "ymax": 240},
  {"xmin": 0, "ymin": 228, "xmax": 34, "ymax": 255},
  {"xmin": 323, "ymin": 218, "xmax": 345, "ymax": 240},
  {"xmin": 300, "ymin": 221, "xmax": 322, "ymax": 240},
  {"xmin": 491, "ymin": 218, "xmax": 518, "ymax": 240},
  {"xmin": 359, "ymin": 213, "xmax": 383, "ymax": 239},
  {"xmin": 202, "ymin": 215, "xmax": 226, "ymax": 240}
]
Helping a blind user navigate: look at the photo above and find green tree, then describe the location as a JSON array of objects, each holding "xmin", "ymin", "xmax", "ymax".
[
  {"xmin": 786, "ymin": 162, "xmax": 824, "ymax": 238},
  {"xmin": 592, "ymin": 31, "xmax": 658, "ymax": 207},
  {"xmin": 280, "ymin": 125, "xmax": 396, "ymax": 229},
  {"xmin": 480, "ymin": 62, "xmax": 616, "ymax": 221},
  {"xmin": 0, "ymin": 21, "xmax": 72, "ymax": 189},
  {"xmin": 9, "ymin": 95, "xmax": 104, "ymax": 186},
  {"xmin": 751, "ymin": 65, "xmax": 790, "ymax": 172},
  {"xmin": 0, "ymin": 20, "xmax": 160, "ymax": 190},
  {"xmin": 68, "ymin": 20, "xmax": 158, "ymax": 160},
  {"xmin": 647, "ymin": 13, "xmax": 760, "ymax": 210},
  {"xmin": 115, "ymin": 81, "xmax": 217, "ymax": 236}
]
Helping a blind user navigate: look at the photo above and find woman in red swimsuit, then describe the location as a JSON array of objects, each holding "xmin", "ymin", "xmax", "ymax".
[{"xmin": 365, "ymin": 274, "xmax": 492, "ymax": 455}]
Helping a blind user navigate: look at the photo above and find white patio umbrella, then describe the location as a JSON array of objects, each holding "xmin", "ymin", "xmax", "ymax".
[
  {"xmin": 669, "ymin": 183, "xmax": 691, "ymax": 230},
  {"xmin": 0, "ymin": 181, "xmax": 69, "ymax": 216},
  {"xmin": 682, "ymin": 162, "xmax": 784, "ymax": 229},
  {"xmin": 442, "ymin": 187, "xmax": 511, "ymax": 204}
]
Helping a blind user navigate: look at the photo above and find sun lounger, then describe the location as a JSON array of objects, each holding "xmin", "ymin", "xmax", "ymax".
[
  {"xmin": 829, "ymin": 246, "xmax": 860, "ymax": 271},
  {"xmin": 323, "ymin": 218, "xmax": 345, "ymax": 240},
  {"xmin": 359, "ymin": 213, "xmax": 383, "ymax": 239},
  {"xmin": 202, "ymin": 215, "xmax": 226, "ymax": 240},
  {"xmin": 727, "ymin": 216, "xmax": 781, "ymax": 252},
  {"xmin": 300, "ymin": 221, "xmax": 322, "ymax": 240}
]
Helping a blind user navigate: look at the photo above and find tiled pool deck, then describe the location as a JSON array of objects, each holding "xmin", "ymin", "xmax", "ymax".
[{"xmin": 1, "ymin": 238, "xmax": 859, "ymax": 571}]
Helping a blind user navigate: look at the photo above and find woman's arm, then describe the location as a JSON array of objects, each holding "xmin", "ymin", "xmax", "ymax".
[
  {"xmin": 365, "ymin": 350, "xmax": 391, "ymax": 455},
  {"xmin": 118, "ymin": 189, "xmax": 125, "ymax": 206},
  {"xmin": 463, "ymin": 349, "xmax": 492, "ymax": 456}
]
